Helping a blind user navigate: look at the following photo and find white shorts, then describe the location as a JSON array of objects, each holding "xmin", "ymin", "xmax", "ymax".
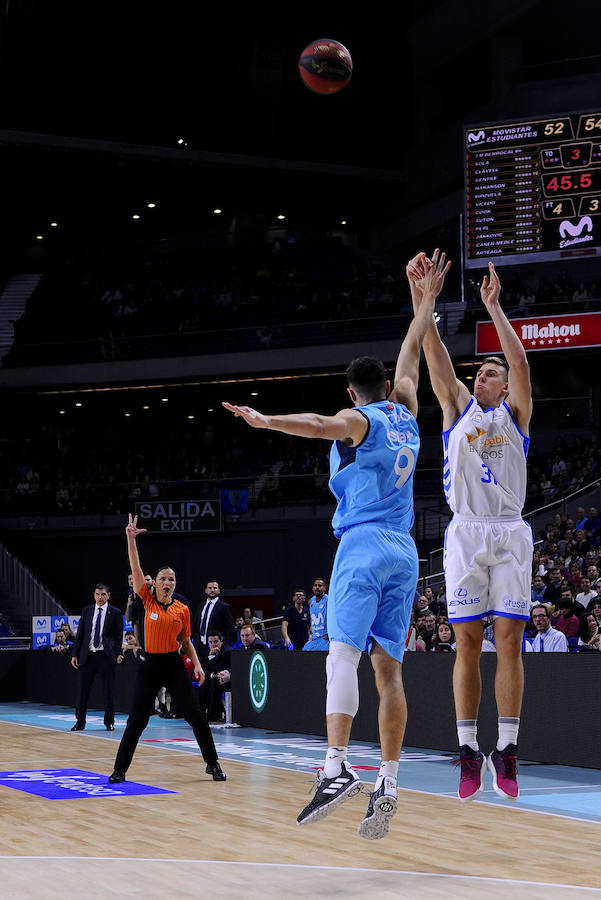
[{"xmin": 444, "ymin": 517, "xmax": 533, "ymax": 623}]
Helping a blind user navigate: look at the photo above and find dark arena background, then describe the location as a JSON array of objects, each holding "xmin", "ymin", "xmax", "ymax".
[{"xmin": 1, "ymin": 3, "xmax": 601, "ymax": 898}]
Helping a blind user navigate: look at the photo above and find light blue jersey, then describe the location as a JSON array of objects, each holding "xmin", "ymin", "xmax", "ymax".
[
  {"xmin": 302, "ymin": 593, "xmax": 330, "ymax": 651},
  {"xmin": 310, "ymin": 594, "xmax": 328, "ymax": 640},
  {"xmin": 329, "ymin": 401, "xmax": 420, "ymax": 539}
]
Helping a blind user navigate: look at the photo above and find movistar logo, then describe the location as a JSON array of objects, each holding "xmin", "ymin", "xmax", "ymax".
[
  {"xmin": 467, "ymin": 130, "xmax": 485, "ymax": 145},
  {"xmin": 559, "ymin": 216, "xmax": 592, "ymax": 239},
  {"xmin": 249, "ymin": 651, "xmax": 268, "ymax": 712},
  {"xmin": 559, "ymin": 216, "xmax": 593, "ymax": 248}
]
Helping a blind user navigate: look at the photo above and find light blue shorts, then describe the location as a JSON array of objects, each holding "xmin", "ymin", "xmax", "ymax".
[
  {"xmin": 327, "ymin": 523, "xmax": 418, "ymax": 663},
  {"xmin": 302, "ymin": 637, "xmax": 330, "ymax": 652}
]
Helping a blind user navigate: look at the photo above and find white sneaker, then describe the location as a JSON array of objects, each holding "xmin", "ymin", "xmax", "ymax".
[{"xmin": 357, "ymin": 777, "xmax": 398, "ymax": 840}]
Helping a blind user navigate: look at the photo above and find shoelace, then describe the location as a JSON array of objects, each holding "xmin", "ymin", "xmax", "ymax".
[
  {"xmin": 450, "ymin": 756, "xmax": 482, "ymax": 778},
  {"xmin": 306, "ymin": 769, "xmax": 325, "ymax": 794},
  {"xmin": 498, "ymin": 752, "xmax": 517, "ymax": 778}
]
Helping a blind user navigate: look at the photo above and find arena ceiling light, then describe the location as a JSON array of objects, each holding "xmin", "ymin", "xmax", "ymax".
[
  {"xmin": 147, "ymin": 203, "xmax": 156, "ymax": 208},
  {"xmin": 38, "ymin": 372, "xmax": 345, "ymax": 396}
]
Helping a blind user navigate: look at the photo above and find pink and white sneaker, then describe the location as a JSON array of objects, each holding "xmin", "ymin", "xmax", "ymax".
[
  {"xmin": 488, "ymin": 744, "xmax": 519, "ymax": 801},
  {"xmin": 454, "ymin": 745, "xmax": 487, "ymax": 802}
]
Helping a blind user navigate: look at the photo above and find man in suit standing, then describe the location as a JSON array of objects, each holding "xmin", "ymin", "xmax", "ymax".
[
  {"xmin": 193, "ymin": 581, "xmax": 235, "ymax": 659},
  {"xmin": 70, "ymin": 583, "xmax": 124, "ymax": 731}
]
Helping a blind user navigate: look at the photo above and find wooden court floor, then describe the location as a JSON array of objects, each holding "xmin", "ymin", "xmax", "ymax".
[{"xmin": 1, "ymin": 721, "xmax": 600, "ymax": 899}]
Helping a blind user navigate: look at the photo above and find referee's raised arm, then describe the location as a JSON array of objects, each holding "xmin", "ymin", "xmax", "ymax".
[{"xmin": 126, "ymin": 514, "xmax": 147, "ymax": 593}]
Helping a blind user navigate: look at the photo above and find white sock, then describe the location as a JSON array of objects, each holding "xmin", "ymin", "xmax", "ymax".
[
  {"xmin": 375, "ymin": 759, "xmax": 398, "ymax": 791},
  {"xmin": 497, "ymin": 717, "xmax": 520, "ymax": 751},
  {"xmin": 323, "ymin": 746, "xmax": 347, "ymax": 778},
  {"xmin": 457, "ymin": 719, "xmax": 479, "ymax": 751}
]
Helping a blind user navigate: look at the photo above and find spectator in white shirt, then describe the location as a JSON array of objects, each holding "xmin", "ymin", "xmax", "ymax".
[
  {"xmin": 530, "ymin": 604, "xmax": 569, "ymax": 652},
  {"xmin": 575, "ymin": 577, "xmax": 598, "ymax": 612}
]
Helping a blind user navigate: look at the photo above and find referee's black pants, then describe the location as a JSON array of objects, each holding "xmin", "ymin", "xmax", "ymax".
[{"xmin": 113, "ymin": 652, "xmax": 218, "ymax": 774}]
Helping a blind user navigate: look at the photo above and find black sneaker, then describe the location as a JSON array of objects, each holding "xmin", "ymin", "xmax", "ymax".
[
  {"xmin": 296, "ymin": 762, "xmax": 363, "ymax": 826},
  {"xmin": 206, "ymin": 762, "xmax": 227, "ymax": 782},
  {"xmin": 357, "ymin": 776, "xmax": 398, "ymax": 840},
  {"xmin": 108, "ymin": 771, "xmax": 125, "ymax": 784}
]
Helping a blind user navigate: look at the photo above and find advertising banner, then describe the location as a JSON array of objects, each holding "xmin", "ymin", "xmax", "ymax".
[{"xmin": 476, "ymin": 310, "xmax": 601, "ymax": 354}]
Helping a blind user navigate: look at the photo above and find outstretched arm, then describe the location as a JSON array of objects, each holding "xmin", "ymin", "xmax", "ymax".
[
  {"xmin": 389, "ymin": 252, "xmax": 451, "ymax": 416},
  {"xmin": 407, "ymin": 250, "xmax": 470, "ymax": 429},
  {"xmin": 221, "ymin": 404, "xmax": 369, "ymax": 447},
  {"xmin": 125, "ymin": 514, "xmax": 147, "ymax": 594},
  {"xmin": 480, "ymin": 262, "xmax": 532, "ymax": 433}
]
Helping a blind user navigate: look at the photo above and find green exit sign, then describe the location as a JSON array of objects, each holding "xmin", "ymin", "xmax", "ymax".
[{"xmin": 135, "ymin": 500, "xmax": 223, "ymax": 533}]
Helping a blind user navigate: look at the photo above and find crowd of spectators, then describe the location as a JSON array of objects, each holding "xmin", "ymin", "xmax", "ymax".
[
  {"xmin": 7, "ymin": 243, "xmax": 416, "ymax": 365},
  {"xmin": 1, "ymin": 406, "xmax": 597, "ymax": 522},
  {"xmin": 525, "ymin": 437, "xmax": 600, "ymax": 512},
  {"xmin": 0, "ymin": 411, "xmax": 333, "ymax": 516},
  {"xmin": 409, "ymin": 510, "xmax": 601, "ymax": 653},
  {"xmin": 461, "ymin": 266, "xmax": 601, "ymax": 331}
]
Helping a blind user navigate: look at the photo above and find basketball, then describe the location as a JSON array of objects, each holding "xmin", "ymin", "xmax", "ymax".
[{"xmin": 298, "ymin": 38, "xmax": 352, "ymax": 95}]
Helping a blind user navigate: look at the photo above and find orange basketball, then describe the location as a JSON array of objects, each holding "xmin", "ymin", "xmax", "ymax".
[{"xmin": 298, "ymin": 38, "xmax": 353, "ymax": 95}]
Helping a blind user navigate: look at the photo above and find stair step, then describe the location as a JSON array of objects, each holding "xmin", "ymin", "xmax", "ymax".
[{"xmin": 0, "ymin": 274, "xmax": 42, "ymax": 359}]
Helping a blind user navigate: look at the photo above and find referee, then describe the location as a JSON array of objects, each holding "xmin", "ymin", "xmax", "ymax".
[{"xmin": 108, "ymin": 514, "xmax": 226, "ymax": 784}]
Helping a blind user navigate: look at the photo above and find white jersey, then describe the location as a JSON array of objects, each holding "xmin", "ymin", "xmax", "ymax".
[{"xmin": 443, "ymin": 397, "xmax": 529, "ymax": 519}]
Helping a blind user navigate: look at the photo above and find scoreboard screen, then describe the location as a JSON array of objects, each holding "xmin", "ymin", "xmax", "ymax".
[{"xmin": 464, "ymin": 111, "xmax": 601, "ymax": 268}]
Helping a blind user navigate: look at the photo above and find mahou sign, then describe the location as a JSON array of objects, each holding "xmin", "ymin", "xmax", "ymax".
[{"xmin": 476, "ymin": 311, "xmax": 601, "ymax": 355}]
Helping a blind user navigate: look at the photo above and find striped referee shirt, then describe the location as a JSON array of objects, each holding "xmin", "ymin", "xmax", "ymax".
[{"xmin": 137, "ymin": 583, "xmax": 191, "ymax": 653}]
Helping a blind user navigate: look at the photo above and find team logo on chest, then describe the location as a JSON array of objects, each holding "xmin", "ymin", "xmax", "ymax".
[{"xmin": 465, "ymin": 426, "xmax": 487, "ymax": 444}]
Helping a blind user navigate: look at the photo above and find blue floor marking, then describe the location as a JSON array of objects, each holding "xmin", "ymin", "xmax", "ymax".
[{"xmin": 2, "ymin": 702, "xmax": 601, "ymax": 823}]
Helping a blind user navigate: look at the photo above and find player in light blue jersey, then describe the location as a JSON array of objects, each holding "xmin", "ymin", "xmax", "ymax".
[
  {"xmin": 223, "ymin": 253, "xmax": 450, "ymax": 840},
  {"xmin": 303, "ymin": 578, "xmax": 330, "ymax": 651}
]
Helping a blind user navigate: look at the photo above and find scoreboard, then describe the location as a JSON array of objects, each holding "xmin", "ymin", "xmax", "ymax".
[{"xmin": 464, "ymin": 111, "xmax": 601, "ymax": 268}]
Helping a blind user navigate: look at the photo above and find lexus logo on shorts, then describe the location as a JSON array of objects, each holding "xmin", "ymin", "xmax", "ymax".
[
  {"xmin": 454, "ymin": 587, "xmax": 468, "ymax": 599},
  {"xmin": 249, "ymin": 651, "xmax": 268, "ymax": 713},
  {"xmin": 558, "ymin": 216, "xmax": 593, "ymax": 248}
]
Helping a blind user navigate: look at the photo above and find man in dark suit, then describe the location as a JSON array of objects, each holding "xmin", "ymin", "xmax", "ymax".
[
  {"xmin": 240, "ymin": 623, "xmax": 270, "ymax": 651},
  {"xmin": 192, "ymin": 581, "xmax": 235, "ymax": 660},
  {"xmin": 70, "ymin": 583, "xmax": 124, "ymax": 731}
]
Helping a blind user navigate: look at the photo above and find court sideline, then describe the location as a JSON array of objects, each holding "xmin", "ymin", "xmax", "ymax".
[{"xmin": 1, "ymin": 703, "xmax": 601, "ymax": 898}]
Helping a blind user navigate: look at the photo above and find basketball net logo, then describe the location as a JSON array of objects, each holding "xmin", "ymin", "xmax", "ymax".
[
  {"xmin": 558, "ymin": 216, "xmax": 593, "ymax": 248},
  {"xmin": 467, "ymin": 130, "xmax": 485, "ymax": 146}
]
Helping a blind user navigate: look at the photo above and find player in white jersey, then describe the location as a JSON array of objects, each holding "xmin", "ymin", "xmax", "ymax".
[{"xmin": 407, "ymin": 252, "xmax": 532, "ymax": 804}]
